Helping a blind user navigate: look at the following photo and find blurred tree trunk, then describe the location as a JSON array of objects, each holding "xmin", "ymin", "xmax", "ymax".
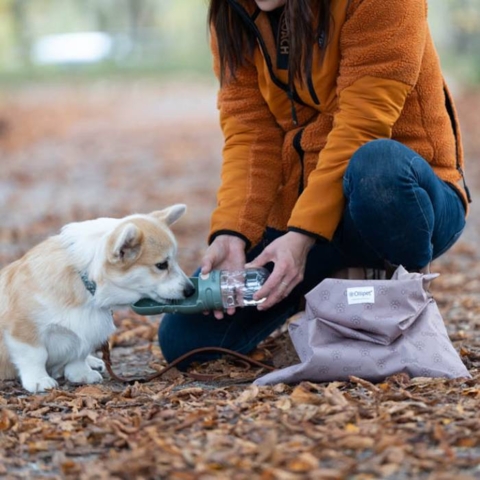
[
  {"xmin": 127, "ymin": 0, "xmax": 142, "ymax": 43},
  {"xmin": 11, "ymin": 0, "xmax": 32, "ymax": 67},
  {"xmin": 95, "ymin": 5, "xmax": 109, "ymax": 32},
  {"xmin": 126, "ymin": 0, "xmax": 157, "ymax": 58}
]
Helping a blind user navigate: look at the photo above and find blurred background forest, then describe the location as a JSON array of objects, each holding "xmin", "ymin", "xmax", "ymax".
[
  {"xmin": 0, "ymin": 0, "xmax": 212, "ymax": 78},
  {"xmin": 0, "ymin": 0, "xmax": 479, "ymax": 82},
  {"xmin": 0, "ymin": 0, "xmax": 480, "ymax": 269}
]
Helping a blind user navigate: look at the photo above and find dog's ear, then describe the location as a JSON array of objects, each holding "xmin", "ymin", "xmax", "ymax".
[
  {"xmin": 149, "ymin": 204, "xmax": 186, "ymax": 226},
  {"xmin": 109, "ymin": 223, "xmax": 144, "ymax": 264}
]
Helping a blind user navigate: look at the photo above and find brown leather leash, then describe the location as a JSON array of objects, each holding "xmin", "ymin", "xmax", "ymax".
[{"xmin": 101, "ymin": 342, "xmax": 276, "ymax": 384}]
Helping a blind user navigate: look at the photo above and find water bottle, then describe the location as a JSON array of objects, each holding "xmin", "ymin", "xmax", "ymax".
[
  {"xmin": 219, "ymin": 267, "xmax": 270, "ymax": 308},
  {"xmin": 131, "ymin": 267, "xmax": 270, "ymax": 315}
]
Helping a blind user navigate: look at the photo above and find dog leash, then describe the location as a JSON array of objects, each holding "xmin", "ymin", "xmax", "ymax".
[{"xmin": 101, "ymin": 342, "xmax": 276, "ymax": 384}]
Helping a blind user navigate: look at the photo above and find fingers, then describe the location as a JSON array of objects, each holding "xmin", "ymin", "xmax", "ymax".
[
  {"xmin": 202, "ymin": 235, "xmax": 247, "ymax": 275},
  {"xmin": 212, "ymin": 307, "xmax": 236, "ymax": 320},
  {"xmin": 253, "ymin": 253, "xmax": 293, "ymax": 307},
  {"xmin": 247, "ymin": 235, "xmax": 307, "ymax": 310},
  {"xmin": 246, "ymin": 245, "xmax": 288, "ymax": 308},
  {"xmin": 205, "ymin": 232, "xmax": 311, "ymax": 313},
  {"xmin": 204, "ymin": 307, "xmax": 236, "ymax": 320},
  {"xmin": 200, "ymin": 236, "xmax": 247, "ymax": 318},
  {"xmin": 256, "ymin": 273, "xmax": 293, "ymax": 310},
  {"xmin": 201, "ymin": 244, "xmax": 219, "ymax": 275},
  {"xmin": 201, "ymin": 257, "xmax": 213, "ymax": 275},
  {"xmin": 201, "ymin": 242, "xmax": 224, "ymax": 275}
]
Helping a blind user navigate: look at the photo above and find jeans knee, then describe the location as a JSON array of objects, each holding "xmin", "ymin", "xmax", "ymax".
[
  {"xmin": 347, "ymin": 139, "xmax": 404, "ymax": 180},
  {"xmin": 345, "ymin": 139, "xmax": 415, "ymax": 199}
]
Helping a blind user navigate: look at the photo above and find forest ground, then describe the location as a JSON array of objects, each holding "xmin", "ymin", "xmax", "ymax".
[{"xmin": 0, "ymin": 77, "xmax": 480, "ymax": 479}]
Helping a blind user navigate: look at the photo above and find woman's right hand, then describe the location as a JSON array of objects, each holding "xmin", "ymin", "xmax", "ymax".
[{"xmin": 201, "ymin": 235, "xmax": 247, "ymax": 319}]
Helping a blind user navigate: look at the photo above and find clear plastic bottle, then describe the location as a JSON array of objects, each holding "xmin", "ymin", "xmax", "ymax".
[{"xmin": 220, "ymin": 267, "xmax": 270, "ymax": 308}]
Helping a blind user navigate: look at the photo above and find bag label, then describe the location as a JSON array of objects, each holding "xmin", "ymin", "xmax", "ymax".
[{"xmin": 347, "ymin": 286, "xmax": 375, "ymax": 305}]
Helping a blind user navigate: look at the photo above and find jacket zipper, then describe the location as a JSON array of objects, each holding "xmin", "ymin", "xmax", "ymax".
[
  {"xmin": 227, "ymin": 0, "xmax": 315, "ymax": 125},
  {"xmin": 293, "ymin": 129, "xmax": 305, "ymax": 195},
  {"xmin": 307, "ymin": 77, "xmax": 320, "ymax": 105},
  {"xmin": 287, "ymin": 91, "xmax": 299, "ymax": 126}
]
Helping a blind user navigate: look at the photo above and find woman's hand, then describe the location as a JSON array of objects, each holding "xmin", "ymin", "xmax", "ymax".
[
  {"xmin": 201, "ymin": 235, "xmax": 246, "ymax": 319},
  {"xmin": 245, "ymin": 231, "xmax": 315, "ymax": 310}
]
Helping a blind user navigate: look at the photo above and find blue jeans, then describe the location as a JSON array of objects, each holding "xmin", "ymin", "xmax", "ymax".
[{"xmin": 159, "ymin": 139, "xmax": 466, "ymax": 367}]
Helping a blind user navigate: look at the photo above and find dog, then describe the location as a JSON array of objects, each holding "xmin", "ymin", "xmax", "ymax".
[{"xmin": 0, "ymin": 204, "xmax": 194, "ymax": 393}]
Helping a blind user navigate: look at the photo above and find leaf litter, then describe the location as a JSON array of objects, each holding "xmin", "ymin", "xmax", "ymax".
[{"xmin": 0, "ymin": 81, "xmax": 480, "ymax": 479}]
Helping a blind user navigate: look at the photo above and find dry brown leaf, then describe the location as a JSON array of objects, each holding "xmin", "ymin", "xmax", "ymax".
[
  {"xmin": 74, "ymin": 385, "xmax": 108, "ymax": 398},
  {"xmin": 324, "ymin": 383, "xmax": 350, "ymax": 407},
  {"xmin": 378, "ymin": 463, "xmax": 401, "ymax": 477},
  {"xmin": 0, "ymin": 408, "xmax": 16, "ymax": 431},
  {"xmin": 285, "ymin": 452, "xmax": 318, "ymax": 472},
  {"xmin": 290, "ymin": 384, "xmax": 323, "ymax": 405},
  {"xmin": 337, "ymin": 435, "xmax": 375, "ymax": 450},
  {"xmin": 235, "ymin": 385, "xmax": 260, "ymax": 403}
]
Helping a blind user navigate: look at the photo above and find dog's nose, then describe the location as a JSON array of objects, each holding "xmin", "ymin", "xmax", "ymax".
[{"xmin": 183, "ymin": 281, "xmax": 196, "ymax": 298}]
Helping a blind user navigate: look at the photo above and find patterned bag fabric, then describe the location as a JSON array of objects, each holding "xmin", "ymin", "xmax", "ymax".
[{"xmin": 255, "ymin": 266, "xmax": 470, "ymax": 386}]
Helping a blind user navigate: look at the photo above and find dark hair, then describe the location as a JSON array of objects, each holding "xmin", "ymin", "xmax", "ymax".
[{"xmin": 208, "ymin": 0, "xmax": 332, "ymax": 86}]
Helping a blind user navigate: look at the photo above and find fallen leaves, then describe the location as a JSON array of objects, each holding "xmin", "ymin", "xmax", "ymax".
[
  {"xmin": 290, "ymin": 382, "xmax": 324, "ymax": 405},
  {"xmin": 1, "ymin": 368, "xmax": 480, "ymax": 477},
  {"xmin": 0, "ymin": 408, "xmax": 16, "ymax": 431},
  {"xmin": 1, "ymin": 81, "xmax": 480, "ymax": 478}
]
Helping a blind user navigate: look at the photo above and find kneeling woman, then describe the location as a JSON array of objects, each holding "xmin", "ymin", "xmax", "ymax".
[{"xmin": 159, "ymin": 0, "xmax": 470, "ymax": 367}]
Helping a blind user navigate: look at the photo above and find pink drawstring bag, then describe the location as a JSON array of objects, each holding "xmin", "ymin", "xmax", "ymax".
[{"xmin": 255, "ymin": 266, "xmax": 470, "ymax": 386}]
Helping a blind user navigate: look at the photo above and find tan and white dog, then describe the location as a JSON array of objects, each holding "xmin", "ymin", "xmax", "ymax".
[{"xmin": 0, "ymin": 204, "xmax": 194, "ymax": 393}]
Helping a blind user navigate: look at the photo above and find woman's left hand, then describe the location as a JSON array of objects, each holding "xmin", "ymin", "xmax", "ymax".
[{"xmin": 245, "ymin": 231, "xmax": 315, "ymax": 310}]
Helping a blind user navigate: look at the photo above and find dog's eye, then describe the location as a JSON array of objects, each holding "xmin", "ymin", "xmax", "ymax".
[{"xmin": 155, "ymin": 261, "xmax": 169, "ymax": 271}]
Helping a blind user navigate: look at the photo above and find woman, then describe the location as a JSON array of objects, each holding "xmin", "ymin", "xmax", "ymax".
[{"xmin": 159, "ymin": 0, "xmax": 470, "ymax": 367}]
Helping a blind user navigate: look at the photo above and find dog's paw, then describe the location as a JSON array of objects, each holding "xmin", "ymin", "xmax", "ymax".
[
  {"xmin": 22, "ymin": 375, "xmax": 58, "ymax": 393},
  {"xmin": 65, "ymin": 362, "xmax": 103, "ymax": 385},
  {"xmin": 86, "ymin": 355, "xmax": 106, "ymax": 372},
  {"xmin": 76, "ymin": 369, "xmax": 103, "ymax": 385}
]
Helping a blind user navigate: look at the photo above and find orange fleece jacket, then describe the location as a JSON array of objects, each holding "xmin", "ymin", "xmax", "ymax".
[{"xmin": 209, "ymin": 0, "xmax": 468, "ymax": 249}]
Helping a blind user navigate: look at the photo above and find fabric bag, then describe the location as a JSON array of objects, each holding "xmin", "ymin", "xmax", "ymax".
[{"xmin": 255, "ymin": 266, "xmax": 470, "ymax": 386}]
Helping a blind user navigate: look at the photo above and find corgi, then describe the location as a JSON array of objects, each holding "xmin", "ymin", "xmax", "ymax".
[{"xmin": 0, "ymin": 204, "xmax": 194, "ymax": 393}]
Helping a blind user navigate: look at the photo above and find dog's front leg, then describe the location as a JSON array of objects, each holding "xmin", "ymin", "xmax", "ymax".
[
  {"xmin": 64, "ymin": 358, "xmax": 103, "ymax": 385},
  {"xmin": 5, "ymin": 335, "xmax": 58, "ymax": 393}
]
